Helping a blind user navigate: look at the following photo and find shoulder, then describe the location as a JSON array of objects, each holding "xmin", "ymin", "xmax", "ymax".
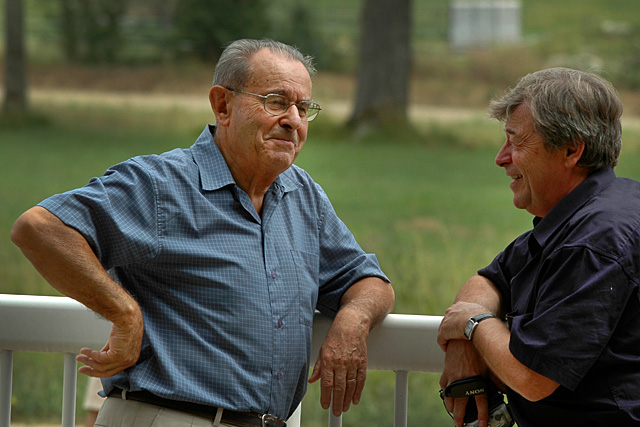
[
  {"xmin": 566, "ymin": 176, "xmax": 640, "ymax": 257},
  {"xmin": 127, "ymin": 147, "xmax": 194, "ymax": 172},
  {"xmin": 107, "ymin": 147, "xmax": 197, "ymax": 186}
]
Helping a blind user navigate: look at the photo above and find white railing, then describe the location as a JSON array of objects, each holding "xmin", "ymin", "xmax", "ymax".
[{"xmin": 0, "ymin": 294, "xmax": 444, "ymax": 427}]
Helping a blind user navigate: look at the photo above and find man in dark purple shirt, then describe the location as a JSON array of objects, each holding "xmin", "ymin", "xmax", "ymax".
[{"xmin": 437, "ymin": 68, "xmax": 640, "ymax": 427}]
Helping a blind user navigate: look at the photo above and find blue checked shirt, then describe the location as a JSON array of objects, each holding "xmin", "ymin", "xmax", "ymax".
[{"xmin": 39, "ymin": 125, "xmax": 388, "ymax": 419}]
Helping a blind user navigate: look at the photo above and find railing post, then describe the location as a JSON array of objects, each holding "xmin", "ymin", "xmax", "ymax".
[
  {"xmin": 61, "ymin": 353, "xmax": 77, "ymax": 427},
  {"xmin": 328, "ymin": 402, "xmax": 342, "ymax": 427},
  {"xmin": 394, "ymin": 370, "xmax": 409, "ymax": 427},
  {"xmin": 0, "ymin": 350, "xmax": 13, "ymax": 427}
]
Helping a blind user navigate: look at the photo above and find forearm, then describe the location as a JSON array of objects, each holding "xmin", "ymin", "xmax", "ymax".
[
  {"xmin": 454, "ymin": 274, "xmax": 505, "ymax": 318},
  {"xmin": 440, "ymin": 275, "xmax": 558, "ymax": 401},
  {"xmin": 11, "ymin": 206, "xmax": 140, "ymax": 323},
  {"xmin": 472, "ymin": 320, "xmax": 559, "ymax": 401},
  {"xmin": 336, "ymin": 277, "xmax": 395, "ymax": 334}
]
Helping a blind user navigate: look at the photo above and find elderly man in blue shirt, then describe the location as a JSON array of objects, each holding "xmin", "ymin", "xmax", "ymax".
[
  {"xmin": 11, "ymin": 38, "xmax": 394, "ymax": 427},
  {"xmin": 437, "ymin": 68, "xmax": 640, "ymax": 427}
]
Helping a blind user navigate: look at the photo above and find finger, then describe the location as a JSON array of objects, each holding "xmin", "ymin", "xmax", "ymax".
[
  {"xmin": 342, "ymin": 371, "xmax": 358, "ymax": 412},
  {"xmin": 331, "ymin": 372, "xmax": 347, "ymax": 417},
  {"xmin": 77, "ymin": 355, "xmax": 127, "ymax": 377},
  {"xmin": 76, "ymin": 346, "xmax": 134, "ymax": 376},
  {"xmin": 475, "ymin": 393, "xmax": 490, "ymax": 427},
  {"xmin": 437, "ymin": 334, "xmax": 449, "ymax": 351},
  {"xmin": 351, "ymin": 369, "xmax": 366, "ymax": 405},
  {"xmin": 78, "ymin": 364, "xmax": 121, "ymax": 378},
  {"xmin": 443, "ymin": 396, "xmax": 455, "ymax": 414},
  {"xmin": 342, "ymin": 379, "xmax": 356, "ymax": 412},
  {"xmin": 452, "ymin": 397, "xmax": 469, "ymax": 427},
  {"xmin": 76, "ymin": 348, "xmax": 117, "ymax": 368},
  {"xmin": 76, "ymin": 348, "xmax": 105, "ymax": 368},
  {"xmin": 439, "ymin": 372, "xmax": 449, "ymax": 391},
  {"xmin": 308, "ymin": 358, "xmax": 321, "ymax": 384},
  {"xmin": 319, "ymin": 368, "xmax": 334, "ymax": 411}
]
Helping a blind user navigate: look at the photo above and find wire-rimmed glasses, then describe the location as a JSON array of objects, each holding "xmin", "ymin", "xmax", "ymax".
[{"xmin": 227, "ymin": 88, "xmax": 321, "ymax": 122}]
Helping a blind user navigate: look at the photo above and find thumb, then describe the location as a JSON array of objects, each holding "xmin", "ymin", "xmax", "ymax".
[{"xmin": 308, "ymin": 358, "xmax": 322, "ymax": 383}]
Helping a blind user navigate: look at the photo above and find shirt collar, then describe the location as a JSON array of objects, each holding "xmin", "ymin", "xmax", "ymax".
[
  {"xmin": 531, "ymin": 168, "xmax": 616, "ymax": 248},
  {"xmin": 191, "ymin": 125, "xmax": 303, "ymax": 193}
]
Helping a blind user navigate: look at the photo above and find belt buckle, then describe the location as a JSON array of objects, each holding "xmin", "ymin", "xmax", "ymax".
[{"xmin": 261, "ymin": 414, "xmax": 284, "ymax": 427}]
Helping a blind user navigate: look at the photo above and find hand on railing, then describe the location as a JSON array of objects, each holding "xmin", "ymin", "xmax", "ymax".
[{"xmin": 307, "ymin": 314, "xmax": 368, "ymax": 418}]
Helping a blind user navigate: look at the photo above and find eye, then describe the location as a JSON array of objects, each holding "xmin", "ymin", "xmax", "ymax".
[
  {"xmin": 265, "ymin": 95, "xmax": 289, "ymax": 111},
  {"xmin": 296, "ymin": 102, "xmax": 311, "ymax": 116}
]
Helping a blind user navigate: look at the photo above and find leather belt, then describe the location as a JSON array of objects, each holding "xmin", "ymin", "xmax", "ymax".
[{"xmin": 108, "ymin": 388, "xmax": 286, "ymax": 427}]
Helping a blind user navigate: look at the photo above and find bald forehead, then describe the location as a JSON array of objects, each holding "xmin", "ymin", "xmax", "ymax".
[
  {"xmin": 244, "ymin": 49, "xmax": 312, "ymax": 97},
  {"xmin": 248, "ymin": 48, "xmax": 310, "ymax": 77}
]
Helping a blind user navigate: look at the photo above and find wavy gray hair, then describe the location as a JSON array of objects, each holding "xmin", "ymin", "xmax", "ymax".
[
  {"xmin": 489, "ymin": 67, "xmax": 623, "ymax": 171},
  {"xmin": 212, "ymin": 38, "xmax": 316, "ymax": 90}
]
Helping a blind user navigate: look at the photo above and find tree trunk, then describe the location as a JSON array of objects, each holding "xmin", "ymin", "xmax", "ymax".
[
  {"xmin": 60, "ymin": 0, "xmax": 79, "ymax": 61},
  {"xmin": 348, "ymin": 0, "xmax": 412, "ymax": 134},
  {"xmin": 3, "ymin": 0, "xmax": 28, "ymax": 113}
]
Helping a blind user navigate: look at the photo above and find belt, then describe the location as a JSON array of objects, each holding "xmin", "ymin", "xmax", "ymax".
[{"xmin": 108, "ymin": 388, "xmax": 286, "ymax": 427}]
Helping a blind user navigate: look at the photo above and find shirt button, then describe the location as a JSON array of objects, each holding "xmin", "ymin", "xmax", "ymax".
[
  {"xmin": 277, "ymin": 319, "xmax": 283, "ymax": 328},
  {"xmin": 277, "ymin": 372, "xmax": 282, "ymax": 379},
  {"xmin": 271, "ymin": 271, "xmax": 277, "ymax": 279}
]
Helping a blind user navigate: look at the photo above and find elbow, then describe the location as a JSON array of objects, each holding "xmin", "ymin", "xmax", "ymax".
[
  {"xmin": 11, "ymin": 210, "xmax": 35, "ymax": 250},
  {"xmin": 519, "ymin": 389, "xmax": 552, "ymax": 402},
  {"xmin": 387, "ymin": 282, "xmax": 396, "ymax": 313},
  {"xmin": 11, "ymin": 207, "xmax": 50, "ymax": 252}
]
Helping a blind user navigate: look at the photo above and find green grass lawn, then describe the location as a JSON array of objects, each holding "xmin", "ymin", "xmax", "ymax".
[{"xmin": 2, "ymin": 100, "xmax": 640, "ymax": 425}]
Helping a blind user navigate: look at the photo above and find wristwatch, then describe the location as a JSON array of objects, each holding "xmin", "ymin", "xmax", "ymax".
[{"xmin": 464, "ymin": 313, "xmax": 495, "ymax": 341}]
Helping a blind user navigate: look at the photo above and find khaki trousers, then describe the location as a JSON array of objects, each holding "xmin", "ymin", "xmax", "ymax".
[{"xmin": 94, "ymin": 397, "xmax": 233, "ymax": 427}]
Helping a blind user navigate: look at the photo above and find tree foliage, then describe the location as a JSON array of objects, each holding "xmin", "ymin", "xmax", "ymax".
[
  {"xmin": 173, "ymin": 0, "xmax": 271, "ymax": 61},
  {"xmin": 59, "ymin": 0, "xmax": 129, "ymax": 63}
]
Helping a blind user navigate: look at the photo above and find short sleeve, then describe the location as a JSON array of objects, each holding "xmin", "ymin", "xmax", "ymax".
[
  {"xmin": 38, "ymin": 159, "xmax": 160, "ymax": 269},
  {"xmin": 314, "ymin": 185, "xmax": 389, "ymax": 316},
  {"xmin": 508, "ymin": 246, "xmax": 633, "ymax": 390}
]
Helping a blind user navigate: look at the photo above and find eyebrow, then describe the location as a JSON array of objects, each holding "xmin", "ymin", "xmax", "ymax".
[{"xmin": 266, "ymin": 89, "xmax": 312, "ymax": 102}]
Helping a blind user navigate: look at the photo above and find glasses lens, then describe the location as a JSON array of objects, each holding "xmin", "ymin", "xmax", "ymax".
[
  {"xmin": 263, "ymin": 94, "xmax": 320, "ymax": 122},
  {"xmin": 264, "ymin": 94, "xmax": 289, "ymax": 115},
  {"xmin": 306, "ymin": 104, "xmax": 321, "ymax": 122}
]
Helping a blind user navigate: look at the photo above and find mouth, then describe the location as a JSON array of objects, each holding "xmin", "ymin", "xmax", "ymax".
[
  {"xmin": 508, "ymin": 174, "xmax": 523, "ymax": 189},
  {"xmin": 267, "ymin": 133, "xmax": 297, "ymax": 146}
]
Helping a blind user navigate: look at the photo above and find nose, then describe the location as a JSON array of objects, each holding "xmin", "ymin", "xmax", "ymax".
[
  {"xmin": 495, "ymin": 140, "xmax": 511, "ymax": 167},
  {"xmin": 279, "ymin": 104, "xmax": 304, "ymax": 130}
]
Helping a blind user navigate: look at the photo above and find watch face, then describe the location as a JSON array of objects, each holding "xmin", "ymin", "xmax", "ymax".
[{"xmin": 464, "ymin": 318, "xmax": 475, "ymax": 339}]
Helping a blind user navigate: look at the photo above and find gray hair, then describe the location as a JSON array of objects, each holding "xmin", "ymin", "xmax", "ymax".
[
  {"xmin": 489, "ymin": 67, "xmax": 623, "ymax": 171},
  {"xmin": 212, "ymin": 38, "xmax": 316, "ymax": 89}
]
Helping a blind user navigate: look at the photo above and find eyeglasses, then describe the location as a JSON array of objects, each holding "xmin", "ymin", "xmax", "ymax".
[{"xmin": 227, "ymin": 88, "xmax": 321, "ymax": 122}]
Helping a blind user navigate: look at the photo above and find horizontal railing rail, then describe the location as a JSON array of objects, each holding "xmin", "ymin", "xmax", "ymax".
[{"xmin": 0, "ymin": 294, "xmax": 444, "ymax": 427}]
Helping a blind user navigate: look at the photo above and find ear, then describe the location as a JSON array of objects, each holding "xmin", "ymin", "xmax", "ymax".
[
  {"xmin": 565, "ymin": 140, "xmax": 585, "ymax": 168},
  {"xmin": 209, "ymin": 86, "xmax": 232, "ymax": 127}
]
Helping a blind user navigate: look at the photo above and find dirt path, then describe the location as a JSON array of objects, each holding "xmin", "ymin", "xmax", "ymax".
[
  {"xmin": 30, "ymin": 88, "xmax": 488, "ymax": 124},
  {"xmin": 30, "ymin": 87, "xmax": 640, "ymax": 132}
]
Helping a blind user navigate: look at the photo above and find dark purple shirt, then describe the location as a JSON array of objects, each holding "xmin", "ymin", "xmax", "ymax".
[{"xmin": 479, "ymin": 168, "xmax": 640, "ymax": 426}]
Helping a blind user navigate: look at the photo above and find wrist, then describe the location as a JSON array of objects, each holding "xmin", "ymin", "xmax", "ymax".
[{"xmin": 464, "ymin": 313, "xmax": 495, "ymax": 341}]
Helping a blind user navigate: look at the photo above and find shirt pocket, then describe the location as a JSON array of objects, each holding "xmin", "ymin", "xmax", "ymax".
[{"xmin": 291, "ymin": 249, "xmax": 319, "ymax": 326}]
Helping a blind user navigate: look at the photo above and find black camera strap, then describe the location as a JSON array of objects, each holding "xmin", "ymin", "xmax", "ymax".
[{"xmin": 442, "ymin": 375, "xmax": 487, "ymax": 398}]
